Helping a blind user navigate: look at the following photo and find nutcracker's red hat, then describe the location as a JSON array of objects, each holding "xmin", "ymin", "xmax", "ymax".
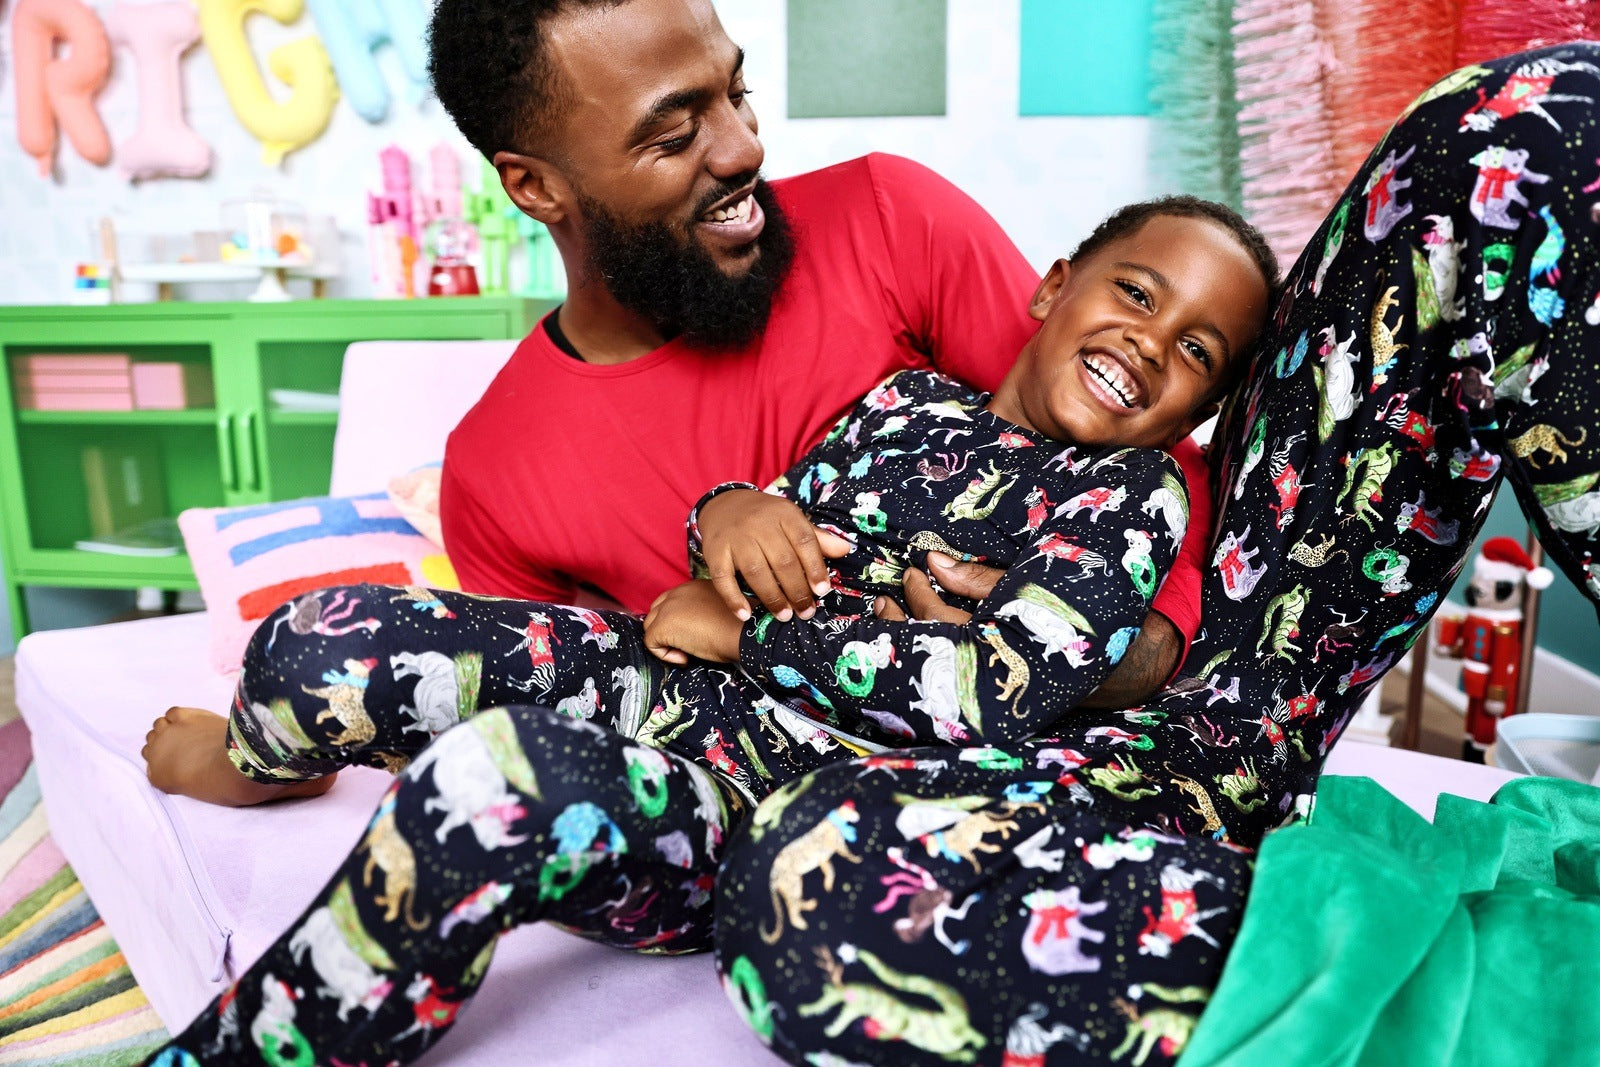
[{"xmin": 1476, "ymin": 536, "xmax": 1554, "ymax": 589}]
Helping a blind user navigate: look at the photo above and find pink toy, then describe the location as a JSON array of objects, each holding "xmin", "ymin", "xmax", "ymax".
[
  {"xmin": 424, "ymin": 142, "xmax": 464, "ymax": 224},
  {"xmin": 12, "ymin": 0, "xmax": 114, "ymax": 176},
  {"xmin": 105, "ymin": 2, "xmax": 213, "ymax": 181},
  {"xmin": 368, "ymin": 144, "xmax": 420, "ymax": 297}
]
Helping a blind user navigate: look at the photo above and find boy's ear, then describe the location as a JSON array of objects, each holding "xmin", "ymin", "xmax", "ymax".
[
  {"xmin": 1028, "ymin": 259, "xmax": 1072, "ymax": 323},
  {"xmin": 493, "ymin": 151, "xmax": 569, "ymax": 225},
  {"xmin": 1166, "ymin": 398, "xmax": 1223, "ymax": 449}
]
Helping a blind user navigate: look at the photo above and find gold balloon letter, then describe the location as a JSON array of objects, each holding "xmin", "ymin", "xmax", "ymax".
[{"xmin": 197, "ymin": 0, "xmax": 340, "ymax": 166}]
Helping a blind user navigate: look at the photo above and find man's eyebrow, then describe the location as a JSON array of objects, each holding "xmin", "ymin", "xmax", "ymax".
[
  {"xmin": 628, "ymin": 48, "xmax": 747, "ymax": 145},
  {"xmin": 1113, "ymin": 260, "xmax": 1232, "ymax": 366}
]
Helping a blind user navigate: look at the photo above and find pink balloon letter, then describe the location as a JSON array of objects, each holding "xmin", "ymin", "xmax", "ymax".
[
  {"xmin": 12, "ymin": 0, "xmax": 113, "ymax": 176},
  {"xmin": 106, "ymin": 2, "xmax": 214, "ymax": 181}
]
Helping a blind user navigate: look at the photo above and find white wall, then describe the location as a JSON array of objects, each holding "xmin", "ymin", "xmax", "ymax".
[{"xmin": 0, "ymin": 0, "xmax": 1151, "ymax": 303}]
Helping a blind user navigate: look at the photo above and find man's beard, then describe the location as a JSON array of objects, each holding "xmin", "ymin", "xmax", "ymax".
[{"xmin": 578, "ymin": 178, "xmax": 795, "ymax": 350}]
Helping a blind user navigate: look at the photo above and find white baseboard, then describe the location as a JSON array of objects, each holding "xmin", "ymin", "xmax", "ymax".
[{"xmin": 1392, "ymin": 643, "xmax": 1600, "ymax": 719}]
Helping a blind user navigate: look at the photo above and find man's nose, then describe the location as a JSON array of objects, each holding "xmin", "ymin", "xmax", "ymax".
[{"xmin": 704, "ymin": 100, "xmax": 763, "ymax": 181}]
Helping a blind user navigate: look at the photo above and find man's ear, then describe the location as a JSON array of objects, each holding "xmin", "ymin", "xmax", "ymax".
[
  {"xmin": 1028, "ymin": 259, "xmax": 1071, "ymax": 323},
  {"xmin": 493, "ymin": 151, "xmax": 569, "ymax": 225}
]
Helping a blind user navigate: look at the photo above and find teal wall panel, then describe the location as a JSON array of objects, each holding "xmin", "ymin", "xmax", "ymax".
[
  {"xmin": 787, "ymin": 0, "xmax": 947, "ymax": 118},
  {"xmin": 1020, "ymin": 0, "xmax": 1155, "ymax": 116}
]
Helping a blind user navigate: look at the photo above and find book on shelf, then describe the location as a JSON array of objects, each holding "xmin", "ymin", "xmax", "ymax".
[
  {"xmin": 14, "ymin": 388, "xmax": 136, "ymax": 411},
  {"xmin": 81, "ymin": 441, "xmax": 168, "ymax": 539},
  {"xmin": 131, "ymin": 363, "xmax": 215, "ymax": 410},
  {"xmin": 13, "ymin": 353, "xmax": 131, "ymax": 373},
  {"xmin": 74, "ymin": 517, "xmax": 183, "ymax": 557},
  {"xmin": 268, "ymin": 388, "xmax": 341, "ymax": 414}
]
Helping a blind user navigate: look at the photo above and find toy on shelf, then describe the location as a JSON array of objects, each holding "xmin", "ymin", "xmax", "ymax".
[
  {"xmin": 367, "ymin": 143, "xmax": 566, "ymax": 300},
  {"xmin": 368, "ymin": 144, "xmax": 421, "ymax": 298},
  {"xmin": 424, "ymin": 217, "xmax": 480, "ymax": 296},
  {"xmin": 70, "ymin": 263, "xmax": 115, "ymax": 305},
  {"xmin": 1433, "ymin": 536, "xmax": 1553, "ymax": 763},
  {"xmin": 105, "ymin": 201, "xmax": 339, "ymax": 302},
  {"xmin": 463, "ymin": 158, "xmax": 515, "ymax": 295}
]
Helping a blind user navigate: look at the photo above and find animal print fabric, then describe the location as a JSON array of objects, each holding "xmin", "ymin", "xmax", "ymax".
[
  {"xmin": 711, "ymin": 369, "xmax": 1188, "ymax": 749},
  {"xmin": 155, "ymin": 704, "xmax": 747, "ymax": 1065},
  {"xmin": 715, "ymin": 43, "xmax": 1600, "ymax": 1067}
]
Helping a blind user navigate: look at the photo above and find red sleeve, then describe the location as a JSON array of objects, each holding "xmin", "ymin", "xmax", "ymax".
[
  {"xmin": 1149, "ymin": 436, "xmax": 1211, "ymax": 676},
  {"xmin": 439, "ymin": 457, "xmax": 577, "ymax": 603},
  {"xmin": 865, "ymin": 154, "xmax": 1040, "ymax": 393}
]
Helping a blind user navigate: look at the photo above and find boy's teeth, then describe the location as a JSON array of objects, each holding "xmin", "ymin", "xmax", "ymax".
[{"xmin": 1086, "ymin": 354, "xmax": 1137, "ymax": 407}]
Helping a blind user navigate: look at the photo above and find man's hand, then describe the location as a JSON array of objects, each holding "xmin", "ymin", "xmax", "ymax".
[
  {"xmin": 869, "ymin": 551, "xmax": 1002, "ymax": 622},
  {"xmin": 698, "ymin": 489, "xmax": 853, "ymax": 622},
  {"xmin": 872, "ymin": 552, "xmax": 1181, "ymax": 709},
  {"xmin": 644, "ymin": 579, "xmax": 744, "ymax": 665}
]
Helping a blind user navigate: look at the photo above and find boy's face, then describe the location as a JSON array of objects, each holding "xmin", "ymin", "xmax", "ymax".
[{"xmin": 992, "ymin": 215, "xmax": 1269, "ymax": 449}]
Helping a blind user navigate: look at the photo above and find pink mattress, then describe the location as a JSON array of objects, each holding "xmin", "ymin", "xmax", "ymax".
[{"xmin": 17, "ymin": 612, "xmax": 1519, "ymax": 1063}]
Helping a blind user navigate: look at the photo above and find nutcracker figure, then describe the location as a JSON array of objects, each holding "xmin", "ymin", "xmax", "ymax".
[{"xmin": 1434, "ymin": 536, "xmax": 1552, "ymax": 762}]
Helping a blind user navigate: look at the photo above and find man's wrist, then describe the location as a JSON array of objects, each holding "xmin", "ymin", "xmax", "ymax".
[{"xmin": 1077, "ymin": 612, "xmax": 1181, "ymax": 710}]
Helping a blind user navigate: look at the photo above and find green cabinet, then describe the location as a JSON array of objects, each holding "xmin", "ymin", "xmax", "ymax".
[{"xmin": 0, "ymin": 297, "xmax": 548, "ymax": 637}]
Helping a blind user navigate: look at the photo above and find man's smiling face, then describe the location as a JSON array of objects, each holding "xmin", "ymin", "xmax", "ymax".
[{"xmin": 542, "ymin": 0, "xmax": 795, "ymax": 345}]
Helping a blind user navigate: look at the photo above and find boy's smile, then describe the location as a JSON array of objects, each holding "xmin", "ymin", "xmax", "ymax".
[{"xmin": 989, "ymin": 214, "xmax": 1269, "ymax": 449}]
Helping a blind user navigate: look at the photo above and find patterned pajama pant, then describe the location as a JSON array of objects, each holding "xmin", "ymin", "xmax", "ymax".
[
  {"xmin": 716, "ymin": 43, "xmax": 1600, "ymax": 1067},
  {"xmin": 149, "ymin": 585, "xmax": 850, "ymax": 1065}
]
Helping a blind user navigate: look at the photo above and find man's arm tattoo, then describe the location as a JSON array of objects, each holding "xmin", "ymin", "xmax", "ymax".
[{"xmin": 1076, "ymin": 611, "xmax": 1181, "ymax": 710}]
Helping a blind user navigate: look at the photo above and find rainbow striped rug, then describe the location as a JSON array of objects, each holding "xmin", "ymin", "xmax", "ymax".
[{"xmin": 0, "ymin": 719, "xmax": 168, "ymax": 1065}]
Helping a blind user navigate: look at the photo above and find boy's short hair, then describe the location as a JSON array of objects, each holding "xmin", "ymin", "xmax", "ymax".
[{"xmin": 1071, "ymin": 196, "xmax": 1280, "ymax": 405}]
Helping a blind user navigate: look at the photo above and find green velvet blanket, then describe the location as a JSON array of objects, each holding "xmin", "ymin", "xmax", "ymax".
[{"xmin": 1182, "ymin": 774, "xmax": 1600, "ymax": 1066}]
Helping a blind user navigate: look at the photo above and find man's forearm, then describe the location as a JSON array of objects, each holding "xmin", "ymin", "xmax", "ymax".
[{"xmin": 1076, "ymin": 612, "xmax": 1182, "ymax": 710}]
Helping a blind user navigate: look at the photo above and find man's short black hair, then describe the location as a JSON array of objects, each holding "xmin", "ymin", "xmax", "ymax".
[
  {"xmin": 1072, "ymin": 195, "xmax": 1281, "ymax": 401},
  {"xmin": 429, "ymin": 0, "xmax": 627, "ymax": 161}
]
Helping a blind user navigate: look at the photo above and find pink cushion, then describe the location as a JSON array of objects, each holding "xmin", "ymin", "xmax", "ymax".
[{"xmin": 178, "ymin": 493, "xmax": 455, "ymax": 674}]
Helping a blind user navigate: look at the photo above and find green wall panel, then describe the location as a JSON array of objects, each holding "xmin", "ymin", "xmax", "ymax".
[
  {"xmin": 787, "ymin": 0, "xmax": 947, "ymax": 118},
  {"xmin": 1020, "ymin": 0, "xmax": 1155, "ymax": 116}
]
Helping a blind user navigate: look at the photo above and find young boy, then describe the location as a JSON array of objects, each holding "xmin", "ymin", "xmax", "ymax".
[{"xmin": 143, "ymin": 197, "xmax": 1272, "ymax": 1067}]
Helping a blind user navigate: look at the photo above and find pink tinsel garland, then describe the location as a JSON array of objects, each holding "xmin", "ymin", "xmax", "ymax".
[{"xmin": 1232, "ymin": 0, "xmax": 1341, "ymax": 266}]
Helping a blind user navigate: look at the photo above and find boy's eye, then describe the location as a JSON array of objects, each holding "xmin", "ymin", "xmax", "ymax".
[
  {"xmin": 1116, "ymin": 280, "xmax": 1151, "ymax": 308},
  {"xmin": 731, "ymin": 87, "xmax": 753, "ymax": 106},
  {"xmin": 1182, "ymin": 338, "xmax": 1214, "ymax": 369}
]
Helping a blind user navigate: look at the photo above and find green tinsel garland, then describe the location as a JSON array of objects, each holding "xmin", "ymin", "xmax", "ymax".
[{"xmin": 1148, "ymin": 0, "xmax": 1242, "ymax": 211}]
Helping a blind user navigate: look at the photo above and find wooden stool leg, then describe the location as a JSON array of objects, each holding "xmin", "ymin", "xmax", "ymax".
[{"xmin": 1401, "ymin": 639, "xmax": 1429, "ymax": 751}]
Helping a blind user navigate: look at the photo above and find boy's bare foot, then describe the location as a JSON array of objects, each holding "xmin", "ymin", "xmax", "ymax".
[{"xmin": 143, "ymin": 706, "xmax": 336, "ymax": 807}]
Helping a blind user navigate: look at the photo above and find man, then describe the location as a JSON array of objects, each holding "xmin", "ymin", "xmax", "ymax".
[{"xmin": 433, "ymin": 0, "xmax": 1210, "ymax": 703}]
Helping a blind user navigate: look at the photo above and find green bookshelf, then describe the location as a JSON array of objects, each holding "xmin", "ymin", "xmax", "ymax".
[{"xmin": 0, "ymin": 296, "xmax": 549, "ymax": 637}]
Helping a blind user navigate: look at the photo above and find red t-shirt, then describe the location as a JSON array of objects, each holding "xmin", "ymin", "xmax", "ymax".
[{"xmin": 442, "ymin": 153, "xmax": 1208, "ymax": 654}]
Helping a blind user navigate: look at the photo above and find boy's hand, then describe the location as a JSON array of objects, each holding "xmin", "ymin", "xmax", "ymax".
[
  {"xmin": 644, "ymin": 579, "xmax": 744, "ymax": 665},
  {"xmin": 697, "ymin": 489, "xmax": 853, "ymax": 622}
]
